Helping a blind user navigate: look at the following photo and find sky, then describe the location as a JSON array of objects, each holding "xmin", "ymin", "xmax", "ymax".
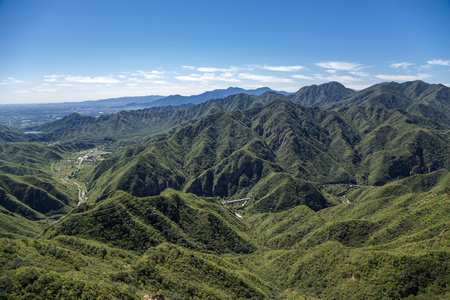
[{"xmin": 0, "ymin": 0, "xmax": 449, "ymax": 104}]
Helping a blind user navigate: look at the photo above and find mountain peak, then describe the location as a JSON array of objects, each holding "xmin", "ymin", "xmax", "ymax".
[{"xmin": 288, "ymin": 81, "xmax": 355, "ymax": 107}]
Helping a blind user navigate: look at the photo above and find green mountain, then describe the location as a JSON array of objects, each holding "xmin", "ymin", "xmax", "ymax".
[
  {"xmin": 1, "ymin": 170, "xmax": 448, "ymax": 299},
  {"xmin": 84, "ymin": 99, "xmax": 449, "ymax": 209},
  {"xmin": 143, "ymin": 86, "xmax": 288, "ymax": 107},
  {"xmin": 0, "ymin": 142, "xmax": 94, "ymax": 239},
  {"xmin": 0, "ymin": 124, "xmax": 27, "ymax": 143},
  {"xmin": 84, "ymin": 101, "xmax": 336, "ymax": 213},
  {"xmin": 27, "ymin": 81, "xmax": 450, "ymax": 150},
  {"xmin": 43, "ymin": 189, "xmax": 255, "ymax": 254},
  {"xmin": 1, "ymin": 81, "xmax": 450, "ymax": 299},
  {"xmin": 331, "ymin": 81, "xmax": 450, "ymax": 125},
  {"xmin": 288, "ymin": 81, "xmax": 355, "ymax": 106},
  {"xmin": 29, "ymin": 92, "xmax": 282, "ymax": 145}
]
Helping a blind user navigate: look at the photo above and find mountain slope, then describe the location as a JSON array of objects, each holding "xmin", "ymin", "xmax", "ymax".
[
  {"xmin": 83, "ymin": 98, "xmax": 449, "ymax": 218},
  {"xmin": 0, "ymin": 143, "xmax": 94, "ymax": 238},
  {"xmin": 84, "ymin": 103, "xmax": 330, "ymax": 212},
  {"xmin": 1, "ymin": 171, "xmax": 448, "ymax": 299},
  {"xmin": 332, "ymin": 80, "xmax": 450, "ymax": 125},
  {"xmin": 134, "ymin": 86, "xmax": 287, "ymax": 107},
  {"xmin": 288, "ymin": 81, "xmax": 355, "ymax": 106},
  {"xmin": 29, "ymin": 92, "xmax": 282, "ymax": 145},
  {"xmin": 43, "ymin": 189, "xmax": 255, "ymax": 254},
  {"xmin": 0, "ymin": 124, "xmax": 28, "ymax": 143}
]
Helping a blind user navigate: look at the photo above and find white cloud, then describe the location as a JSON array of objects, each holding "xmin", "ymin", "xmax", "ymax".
[
  {"xmin": 196, "ymin": 67, "xmax": 227, "ymax": 73},
  {"xmin": 175, "ymin": 74, "xmax": 204, "ymax": 82},
  {"xmin": 152, "ymin": 80, "xmax": 169, "ymax": 85},
  {"xmin": 427, "ymin": 59, "xmax": 450, "ymax": 66},
  {"xmin": 44, "ymin": 75, "xmax": 63, "ymax": 82},
  {"xmin": 291, "ymin": 74, "xmax": 315, "ymax": 80},
  {"xmin": 131, "ymin": 70, "xmax": 164, "ymax": 79},
  {"xmin": 325, "ymin": 75, "xmax": 362, "ymax": 83},
  {"xmin": 263, "ymin": 65, "xmax": 304, "ymax": 72},
  {"xmin": 0, "ymin": 77, "xmax": 26, "ymax": 85},
  {"xmin": 182, "ymin": 66, "xmax": 197, "ymax": 70},
  {"xmin": 349, "ymin": 71, "xmax": 370, "ymax": 77},
  {"xmin": 375, "ymin": 73, "xmax": 431, "ymax": 81},
  {"xmin": 64, "ymin": 76, "xmax": 120, "ymax": 83},
  {"xmin": 175, "ymin": 72, "xmax": 241, "ymax": 83},
  {"xmin": 45, "ymin": 74, "xmax": 121, "ymax": 84},
  {"xmin": 127, "ymin": 77, "xmax": 145, "ymax": 83},
  {"xmin": 238, "ymin": 73, "xmax": 293, "ymax": 83},
  {"xmin": 390, "ymin": 62, "xmax": 414, "ymax": 69},
  {"xmin": 57, "ymin": 83, "xmax": 79, "ymax": 87},
  {"xmin": 316, "ymin": 61, "xmax": 365, "ymax": 71},
  {"xmin": 326, "ymin": 69, "xmax": 338, "ymax": 74},
  {"xmin": 195, "ymin": 66, "xmax": 240, "ymax": 73}
]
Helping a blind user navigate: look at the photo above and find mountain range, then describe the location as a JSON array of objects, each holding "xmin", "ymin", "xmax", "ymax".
[
  {"xmin": 0, "ymin": 80, "xmax": 449, "ymax": 299},
  {"xmin": 125, "ymin": 86, "xmax": 289, "ymax": 108}
]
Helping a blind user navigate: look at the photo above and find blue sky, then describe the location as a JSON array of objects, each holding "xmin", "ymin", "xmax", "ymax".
[{"xmin": 0, "ymin": 0, "xmax": 449, "ymax": 103}]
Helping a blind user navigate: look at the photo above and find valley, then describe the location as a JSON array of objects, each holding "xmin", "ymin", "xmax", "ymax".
[{"xmin": 0, "ymin": 81, "xmax": 449, "ymax": 299}]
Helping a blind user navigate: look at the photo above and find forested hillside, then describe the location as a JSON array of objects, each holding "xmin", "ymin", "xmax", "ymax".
[{"xmin": 0, "ymin": 81, "xmax": 449, "ymax": 299}]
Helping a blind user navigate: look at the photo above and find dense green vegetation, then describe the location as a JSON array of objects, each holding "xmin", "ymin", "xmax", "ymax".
[
  {"xmin": 0, "ymin": 81, "xmax": 449, "ymax": 299},
  {"xmin": 83, "ymin": 98, "xmax": 449, "ymax": 207},
  {"xmin": 0, "ymin": 142, "xmax": 95, "ymax": 239},
  {"xmin": 329, "ymin": 81, "xmax": 450, "ymax": 125},
  {"xmin": 1, "ymin": 171, "xmax": 448, "ymax": 299}
]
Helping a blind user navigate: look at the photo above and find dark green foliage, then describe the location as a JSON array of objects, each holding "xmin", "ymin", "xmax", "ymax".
[
  {"xmin": 331, "ymin": 80, "xmax": 450, "ymax": 125},
  {"xmin": 288, "ymin": 81, "xmax": 355, "ymax": 106},
  {"xmin": 0, "ymin": 143, "xmax": 90, "ymax": 238},
  {"xmin": 1, "ymin": 81, "xmax": 450, "ymax": 299},
  {"xmin": 247, "ymin": 172, "xmax": 329, "ymax": 212},
  {"xmin": 0, "ymin": 174, "xmax": 76, "ymax": 217},
  {"xmin": 85, "ymin": 98, "xmax": 449, "ymax": 214},
  {"xmin": 28, "ymin": 92, "xmax": 278, "ymax": 145},
  {"xmin": 0, "ymin": 124, "xmax": 28, "ymax": 143},
  {"xmin": 43, "ymin": 189, "xmax": 255, "ymax": 254}
]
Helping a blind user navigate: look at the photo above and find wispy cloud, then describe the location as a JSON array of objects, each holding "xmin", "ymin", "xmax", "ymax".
[
  {"xmin": 291, "ymin": 74, "xmax": 315, "ymax": 80},
  {"xmin": 64, "ymin": 76, "xmax": 120, "ymax": 84},
  {"xmin": 263, "ymin": 65, "xmax": 304, "ymax": 72},
  {"xmin": 181, "ymin": 66, "xmax": 197, "ymax": 70},
  {"xmin": 196, "ymin": 66, "xmax": 239, "ymax": 73},
  {"xmin": 44, "ymin": 75, "xmax": 62, "ymax": 82},
  {"xmin": 325, "ymin": 75, "xmax": 362, "ymax": 83},
  {"xmin": 45, "ymin": 74, "xmax": 121, "ymax": 84},
  {"xmin": 315, "ymin": 61, "xmax": 365, "ymax": 71},
  {"xmin": 0, "ymin": 77, "xmax": 26, "ymax": 85},
  {"xmin": 375, "ymin": 73, "xmax": 431, "ymax": 81},
  {"xmin": 175, "ymin": 72, "xmax": 241, "ymax": 83},
  {"xmin": 349, "ymin": 71, "xmax": 369, "ymax": 77},
  {"xmin": 390, "ymin": 62, "xmax": 415, "ymax": 69},
  {"xmin": 131, "ymin": 70, "xmax": 165, "ymax": 79},
  {"xmin": 175, "ymin": 73, "xmax": 211, "ymax": 82},
  {"xmin": 427, "ymin": 59, "xmax": 450, "ymax": 66},
  {"xmin": 238, "ymin": 73, "xmax": 293, "ymax": 83}
]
